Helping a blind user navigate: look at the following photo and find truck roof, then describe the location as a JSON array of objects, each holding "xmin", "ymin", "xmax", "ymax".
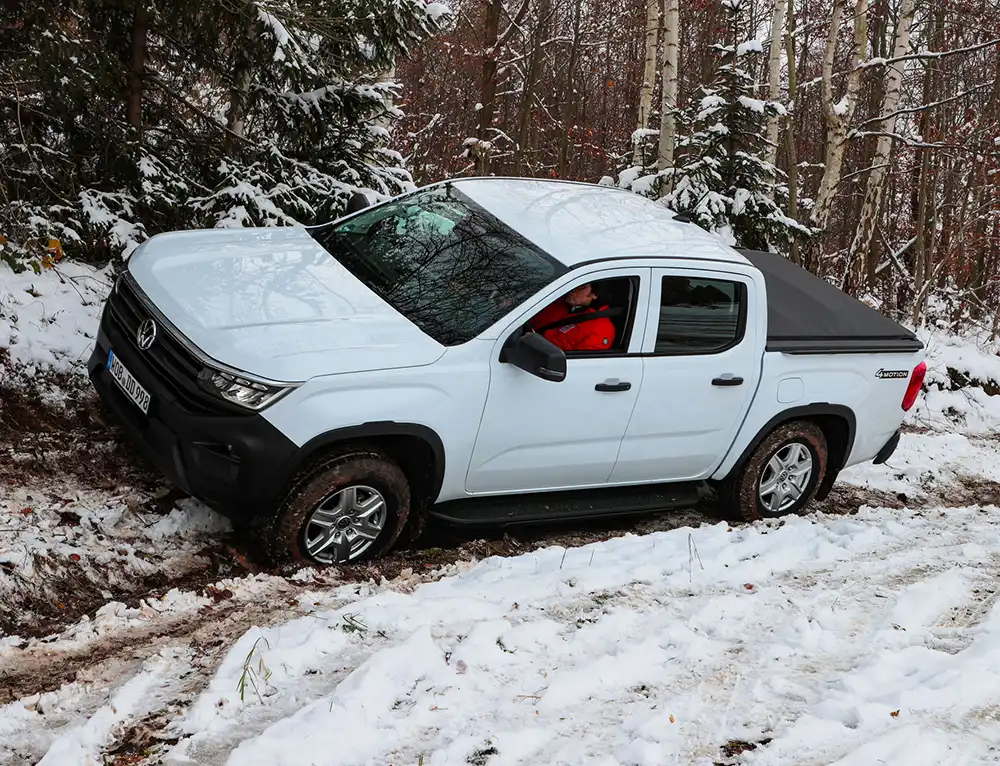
[{"xmin": 449, "ymin": 177, "xmax": 750, "ymax": 268}]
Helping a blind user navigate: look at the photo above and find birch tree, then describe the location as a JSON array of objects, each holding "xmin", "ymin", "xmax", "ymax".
[
  {"xmin": 632, "ymin": 0, "xmax": 660, "ymax": 168},
  {"xmin": 656, "ymin": 0, "xmax": 680, "ymax": 174},
  {"xmin": 764, "ymin": 0, "xmax": 787, "ymax": 170},
  {"xmin": 810, "ymin": 0, "xmax": 869, "ymax": 231},
  {"xmin": 845, "ymin": 0, "xmax": 917, "ymax": 289}
]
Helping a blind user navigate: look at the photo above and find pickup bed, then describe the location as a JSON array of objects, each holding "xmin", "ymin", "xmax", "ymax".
[{"xmin": 88, "ymin": 178, "xmax": 925, "ymax": 565}]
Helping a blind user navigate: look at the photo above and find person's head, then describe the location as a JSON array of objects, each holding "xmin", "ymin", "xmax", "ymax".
[{"xmin": 565, "ymin": 283, "xmax": 597, "ymax": 308}]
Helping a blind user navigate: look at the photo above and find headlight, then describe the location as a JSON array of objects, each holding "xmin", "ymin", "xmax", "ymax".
[{"xmin": 198, "ymin": 368, "xmax": 298, "ymax": 411}]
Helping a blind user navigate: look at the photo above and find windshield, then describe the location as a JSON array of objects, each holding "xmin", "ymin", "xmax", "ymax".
[{"xmin": 308, "ymin": 185, "xmax": 567, "ymax": 345}]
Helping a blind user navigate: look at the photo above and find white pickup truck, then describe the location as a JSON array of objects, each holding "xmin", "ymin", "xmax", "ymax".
[{"xmin": 88, "ymin": 178, "xmax": 926, "ymax": 566}]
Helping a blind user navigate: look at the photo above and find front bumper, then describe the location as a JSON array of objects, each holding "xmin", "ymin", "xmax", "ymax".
[
  {"xmin": 872, "ymin": 430, "xmax": 901, "ymax": 465},
  {"xmin": 88, "ymin": 304, "xmax": 298, "ymax": 522}
]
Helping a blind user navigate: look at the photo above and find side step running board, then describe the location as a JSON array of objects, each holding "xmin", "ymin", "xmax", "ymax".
[{"xmin": 429, "ymin": 482, "xmax": 701, "ymax": 526}]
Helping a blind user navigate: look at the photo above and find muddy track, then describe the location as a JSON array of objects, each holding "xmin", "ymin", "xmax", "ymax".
[{"xmin": 0, "ymin": 577, "xmax": 309, "ymax": 707}]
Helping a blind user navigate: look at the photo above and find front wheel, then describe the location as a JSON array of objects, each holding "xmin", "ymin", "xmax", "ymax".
[
  {"xmin": 252, "ymin": 447, "xmax": 411, "ymax": 567},
  {"xmin": 719, "ymin": 420, "xmax": 828, "ymax": 522}
]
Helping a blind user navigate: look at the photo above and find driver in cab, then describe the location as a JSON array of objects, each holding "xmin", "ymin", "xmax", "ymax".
[{"xmin": 530, "ymin": 283, "xmax": 616, "ymax": 352}]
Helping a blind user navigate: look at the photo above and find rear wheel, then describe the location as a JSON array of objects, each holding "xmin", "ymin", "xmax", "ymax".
[
  {"xmin": 719, "ymin": 420, "xmax": 827, "ymax": 522},
  {"xmin": 252, "ymin": 447, "xmax": 411, "ymax": 566}
]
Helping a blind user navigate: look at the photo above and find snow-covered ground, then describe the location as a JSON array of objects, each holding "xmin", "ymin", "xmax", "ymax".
[
  {"xmin": 5, "ymin": 492, "xmax": 1000, "ymax": 765},
  {"xmin": 0, "ymin": 260, "xmax": 111, "ymax": 383},
  {"xmin": 5, "ymin": 262, "xmax": 1000, "ymax": 765}
]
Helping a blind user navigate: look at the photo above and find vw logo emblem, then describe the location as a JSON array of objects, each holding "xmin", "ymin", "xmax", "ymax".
[{"xmin": 136, "ymin": 318, "xmax": 158, "ymax": 351}]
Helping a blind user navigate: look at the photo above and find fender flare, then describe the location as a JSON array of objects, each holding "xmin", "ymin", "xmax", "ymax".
[
  {"xmin": 719, "ymin": 404, "xmax": 857, "ymax": 500},
  {"xmin": 292, "ymin": 421, "xmax": 447, "ymax": 502}
]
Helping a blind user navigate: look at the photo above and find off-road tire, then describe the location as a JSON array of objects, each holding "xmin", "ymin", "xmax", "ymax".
[
  {"xmin": 251, "ymin": 447, "xmax": 411, "ymax": 567},
  {"xmin": 718, "ymin": 420, "xmax": 828, "ymax": 522}
]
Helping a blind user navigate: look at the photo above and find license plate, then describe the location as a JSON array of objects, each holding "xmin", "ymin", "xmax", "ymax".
[{"xmin": 107, "ymin": 349, "xmax": 151, "ymax": 414}]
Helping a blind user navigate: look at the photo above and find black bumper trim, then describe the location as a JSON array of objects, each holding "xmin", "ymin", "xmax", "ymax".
[
  {"xmin": 872, "ymin": 430, "xmax": 901, "ymax": 465},
  {"xmin": 88, "ymin": 304, "xmax": 299, "ymax": 522}
]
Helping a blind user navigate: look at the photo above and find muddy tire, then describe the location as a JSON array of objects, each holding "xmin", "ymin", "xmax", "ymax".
[
  {"xmin": 718, "ymin": 420, "xmax": 828, "ymax": 522},
  {"xmin": 251, "ymin": 447, "xmax": 411, "ymax": 567}
]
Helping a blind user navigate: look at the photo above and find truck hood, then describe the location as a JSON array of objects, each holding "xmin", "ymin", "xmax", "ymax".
[{"xmin": 126, "ymin": 227, "xmax": 445, "ymax": 381}]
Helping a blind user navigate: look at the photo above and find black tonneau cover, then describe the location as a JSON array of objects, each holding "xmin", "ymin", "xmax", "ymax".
[{"xmin": 739, "ymin": 249, "xmax": 924, "ymax": 355}]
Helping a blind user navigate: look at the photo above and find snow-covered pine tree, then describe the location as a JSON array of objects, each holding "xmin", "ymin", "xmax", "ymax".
[
  {"xmin": 0, "ymin": 0, "xmax": 449, "ymax": 267},
  {"xmin": 662, "ymin": 0, "xmax": 810, "ymax": 250},
  {"xmin": 616, "ymin": 0, "xmax": 810, "ymax": 252}
]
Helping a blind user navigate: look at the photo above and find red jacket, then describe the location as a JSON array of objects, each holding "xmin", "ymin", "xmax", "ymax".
[{"xmin": 531, "ymin": 300, "xmax": 616, "ymax": 351}]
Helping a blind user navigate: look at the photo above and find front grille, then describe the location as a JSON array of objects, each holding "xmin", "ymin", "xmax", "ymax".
[{"xmin": 106, "ymin": 277, "xmax": 246, "ymax": 416}]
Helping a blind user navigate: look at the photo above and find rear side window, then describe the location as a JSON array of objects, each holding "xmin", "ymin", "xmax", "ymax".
[{"xmin": 655, "ymin": 276, "xmax": 745, "ymax": 354}]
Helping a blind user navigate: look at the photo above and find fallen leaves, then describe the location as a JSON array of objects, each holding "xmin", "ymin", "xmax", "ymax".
[
  {"xmin": 57, "ymin": 510, "xmax": 81, "ymax": 527},
  {"xmin": 205, "ymin": 585, "xmax": 234, "ymax": 602},
  {"xmin": 890, "ymin": 709, "xmax": 900, "ymax": 718}
]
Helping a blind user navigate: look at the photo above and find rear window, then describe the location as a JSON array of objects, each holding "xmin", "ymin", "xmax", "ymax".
[{"xmin": 308, "ymin": 186, "xmax": 566, "ymax": 345}]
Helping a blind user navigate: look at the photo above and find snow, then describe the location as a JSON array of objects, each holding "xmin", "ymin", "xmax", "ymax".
[
  {"xmin": 628, "ymin": 172, "xmax": 659, "ymax": 196},
  {"xmin": 859, "ymin": 56, "xmax": 888, "ymax": 69},
  {"xmin": 36, "ymin": 650, "xmax": 186, "ymax": 766},
  {"xmin": 257, "ymin": 8, "xmax": 298, "ymax": 64},
  {"xmin": 162, "ymin": 503, "xmax": 1000, "ymax": 765},
  {"xmin": 78, "ymin": 189, "xmax": 146, "ymax": 256},
  {"xmin": 630, "ymin": 127, "xmax": 660, "ymax": 144},
  {"xmin": 425, "ymin": 2, "xmax": 451, "ymax": 22},
  {"xmin": 736, "ymin": 39, "xmax": 764, "ymax": 56},
  {"xmin": 737, "ymin": 95, "xmax": 767, "ymax": 113},
  {"xmin": 699, "ymin": 93, "xmax": 726, "ymax": 113},
  {"xmin": 0, "ymin": 487, "xmax": 233, "ymax": 641},
  {"xmin": 0, "ymin": 259, "xmax": 110, "ymax": 379},
  {"xmin": 832, "ymin": 97, "xmax": 850, "ymax": 116},
  {"xmin": 908, "ymin": 327, "xmax": 1000, "ymax": 435},
  {"xmin": 616, "ymin": 165, "xmax": 644, "ymax": 190}
]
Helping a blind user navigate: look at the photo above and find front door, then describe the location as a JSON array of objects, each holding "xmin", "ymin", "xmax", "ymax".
[
  {"xmin": 466, "ymin": 268, "xmax": 650, "ymax": 494},
  {"xmin": 609, "ymin": 266, "xmax": 762, "ymax": 483}
]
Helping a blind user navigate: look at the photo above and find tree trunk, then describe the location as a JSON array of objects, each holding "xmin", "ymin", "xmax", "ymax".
[
  {"xmin": 784, "ymin": 0, "xmax": 801, "ymax": 264},
  {"xmin": 845, "ymin": 0, "xmax": 916, "ymax": 290},
  {"xmin": 514, "ymin": 0, "xmax": 550, "ymax": 172},
  {"xmin": 225, "ymin": 12, "xmax": 257, "ymax": 153},
  {"xmin": 478, "ymin": 0, "xmax": 503, "ymax": 174},
  {"xmin": 559, "ymin": 0, "xmax": 584, "ymax": 176},
  {"xmin": 632, "ymin": 0, "xmax": 660, "ymax": 168},
  {"xmin": 810, "ymin": 0, "xmax": 869, "ymax": 231},
  {"xmin": 656, "ymin": 0, "xmax": 680, "ymax": 179},
  {"xmin": 764, "ymin": 0, "xmax": 787, "ymax": 171},
  {"xmin": 127, "ymin": 0, "xmax": 149, "ymax": 131}
]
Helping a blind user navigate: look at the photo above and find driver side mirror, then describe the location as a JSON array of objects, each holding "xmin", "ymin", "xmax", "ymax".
[{"xmin": 500, "ymin": 331, "xmax": 567, "ymax": 382}]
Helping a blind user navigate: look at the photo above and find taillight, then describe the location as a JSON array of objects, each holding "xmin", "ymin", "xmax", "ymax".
[{"xmin": 901, "ymin": 361, "xmax": 927, "ymax": 412}]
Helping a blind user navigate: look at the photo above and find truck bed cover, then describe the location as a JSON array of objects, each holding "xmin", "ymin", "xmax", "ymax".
[{"xmin": 739, "ymin": 249, "xmax": 924, "ymax": 355}]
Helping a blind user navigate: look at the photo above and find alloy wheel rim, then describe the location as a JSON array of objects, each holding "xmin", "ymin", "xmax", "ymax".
[
  {"xmin": 758, "ymin": 442, "xmax": 813, "ymax": 514},
  {"xmin": 303, "ymin": 485, "xmax": 387, "ymax": 564}
]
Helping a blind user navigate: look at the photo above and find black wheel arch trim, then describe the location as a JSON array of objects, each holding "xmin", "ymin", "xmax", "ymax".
[
  {"xmin": 293, "ymin": 422, "xmax": 446, "ymax": 504},
  {"xmin": 721, "ymin": 403, "xmax": 857, "ymax": 501}
]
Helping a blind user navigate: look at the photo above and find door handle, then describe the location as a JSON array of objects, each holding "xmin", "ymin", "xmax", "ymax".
[
  {"xmin": 595, "ymin": 379, "xmax": 632, "ymax": 392},
  {"xmin": 712, "ymin": 375, "xmax": 744, "ymax": 387}
]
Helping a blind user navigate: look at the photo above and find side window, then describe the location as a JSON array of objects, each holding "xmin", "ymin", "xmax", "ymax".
[
  {"xmin": 655, "ymin": 276, "xmax": 745, "ymax": 354},
  {"xmin": 526, "ymin": 276, "xmax": 640, "ymax": 354}
]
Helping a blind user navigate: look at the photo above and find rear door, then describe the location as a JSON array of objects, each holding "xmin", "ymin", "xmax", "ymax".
[{"xmin": 609, "ymin": 265, "xmax": 763, "ymax": 483}]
